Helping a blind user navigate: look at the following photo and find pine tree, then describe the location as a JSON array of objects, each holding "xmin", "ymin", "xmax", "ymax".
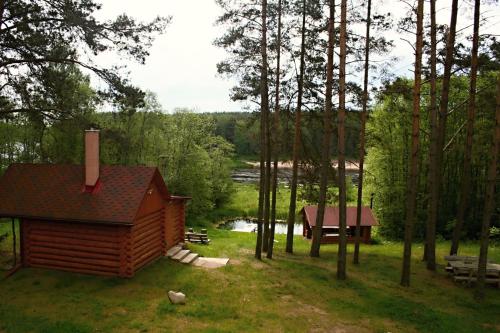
[
  {"xmin": 267, "ymin": 0, "xmax": 283, "ymax": 259},
  {"xmin": 475, "ymin": 72, "xmax": 500, "ymax": 300},
  {"xmin": 450, "ymin": 0, "xmax": 480, "ymax": 256},
  {"xmin": 286, "ymin": 0, "xmax": 307, "ymax": 254},
  {"xmin": 256, "ymin": 0, "xmax": 271, "ymax": 259},
  {"xmin": 401, "ymin": 0, "xmax": 424, "ymax": 287},
  {"xmin": 310, "ymin": 0, "xmax": 335, "ymax": 258},
  {"xmin": 353, "ymin": 0, "xmax": 372, "ymax": 265},
  {"xmin": 337, "ymin": 0, "xmax": 348, "ymax": 280},
  {"xmin": 425, "ymin": 0, "xmax": 459, "ymax": 271}
]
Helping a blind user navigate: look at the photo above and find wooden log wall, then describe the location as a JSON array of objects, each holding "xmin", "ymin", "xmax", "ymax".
[
  {"xmin": 22, "ymin": 219, "xmax": 126, "ymax": 277},
  {"xmin": 130, "ymin": 209, "xmax": 164, "ymax": 272},
  {"xmin": 165, "ymin": 201, "xmax": 183, "ymax": 249}
]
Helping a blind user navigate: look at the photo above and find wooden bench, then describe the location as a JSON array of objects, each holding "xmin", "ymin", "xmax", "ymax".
[
  {"xmin": 185, "ymin": 232, "xmax": 210, "ymax": 245},
  {"xmin": 447, "ymin": 260, "xmax": 500, "ymax": 287}
]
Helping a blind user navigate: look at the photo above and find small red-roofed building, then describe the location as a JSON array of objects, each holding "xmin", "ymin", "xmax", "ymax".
[
  {"xmin": 0, "ymin": 130, "xmax": 189, "ymax": 277},
  {"xmin": 301, "ymin": 205, "xmax": 378, "ymax": 244}
]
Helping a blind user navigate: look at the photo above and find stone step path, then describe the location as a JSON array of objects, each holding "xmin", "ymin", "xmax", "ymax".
[
  {"xmin": 181, "ymin": 252, "xmax": 199, "ymax": 264},
  {"xmin": 166, "ymin": 244, "xmax": 229, "ymax": 268},
  {"xmin": 172, "ymin": 249, "xmax": 190, "ymax": 261}
]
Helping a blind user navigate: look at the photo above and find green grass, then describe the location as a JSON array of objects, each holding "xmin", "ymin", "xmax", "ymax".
[
  {"xmin": 0, "ymin": 228, "xmax": 499, "ymax": 333},
  {"xmin": 229, "ymin": 156, "xmax": 257, "ymax": 169},
  {"xmin": 212, "ymin": 183, "xmax": 308, "ymax": 222}
]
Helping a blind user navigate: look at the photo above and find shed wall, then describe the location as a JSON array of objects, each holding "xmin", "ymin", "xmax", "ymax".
[
  {"xmin": 165, "ymin": 201, "xmax": 184, "ymax": 249},
  {"xmin": 22, "ymin": 219, "xmax": 128, "ymax": 277},
  {"xmin": 131, "ymin": 209, "xmax": 165, "ymax": 271}
]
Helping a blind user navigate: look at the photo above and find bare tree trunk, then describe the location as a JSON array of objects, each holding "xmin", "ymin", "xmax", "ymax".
[
  {"xmin": 286, "ymin": 0, "xmax": 307, "ymax": 254},
  {"xmin": 353, "ymin": 0, "xmax": 371, "ymax": 265},
  {"xmin": 256, "ymin": 0, "xmax": 270, "ymax": 260},
  {"xmin": 267, "ymin": 0, "xmax": 282, "ymax": 259},
  {"xmin": 337, "ymin": 0, "xmax": 347, "ymax": 280},
  {"xmin": 310, "ymin": 0, "xmax": 335, "ymax": 258},
  {"xmin": 450, "ymin": 0, "xmax": 480, "ymax": 256},
  {"xmin": 423, "ymin": 0, "xmax": 437, "ymax": 263},
  {"xmin": 425, "ymin": 0, "xmax": 458, "ymax": 271},
  {"xmin": 401, "ymin": 0, "xmax": 423, "ymax": 287},
  {"xmin": 475, "ymin": 72, "xmax": 500, "ymax": 300},
  {"xmin": 263, "ymin": 90, "xmax": 271, "ymax": 252}
]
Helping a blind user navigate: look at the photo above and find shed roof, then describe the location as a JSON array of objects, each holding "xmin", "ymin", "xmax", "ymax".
[
  {"xmin": 0, "ymin": 164, "xmax": 170, "ymax": 225},
  {"xmin": 302, "ymin": 205, "xmax": 378, "ymax": 227}
]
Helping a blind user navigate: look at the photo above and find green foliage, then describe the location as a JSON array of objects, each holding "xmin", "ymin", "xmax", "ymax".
[
  {"xmin": 298, "ymin": 176, "xmax": 358, "ymax": 206},
  {"xmin": 365, "ymin": 73, "xmax": 499, "ymax": 240},
  {"xmin": 364, "ymin": 78, "xmax": 414, "ymax": 239},
  {"xmin": 0, "ymin": 93, "xmax": 235, "ymax": 222},
  {"xmin": 93, "ymin": 106, "xmax": 235, "ymax": 221},
  {"xmin": 0, "ymin": 0, "xmax": 169, "ymax": 121}
]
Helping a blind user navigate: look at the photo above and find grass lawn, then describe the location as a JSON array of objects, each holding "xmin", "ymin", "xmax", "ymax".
[
  {"xmin": 212, "ymin": 183, "xmax": 308, "ymax": 222},
  {"xmin": 0, "ymin": 227, "xmax": 499, "ymax": 333},
  {"xmin": 212, "ymin": 182, "xmax": 358, "ymax": 223}
]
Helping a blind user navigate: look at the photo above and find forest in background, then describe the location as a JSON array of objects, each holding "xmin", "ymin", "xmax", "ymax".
[{"xmin": 0, "ymin": 0, "xmax": 498, "ymax": 249}]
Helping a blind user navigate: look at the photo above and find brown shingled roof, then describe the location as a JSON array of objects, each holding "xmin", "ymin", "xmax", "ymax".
[
  {"xmin": 302, "ymin": 205, "xmax": 378, "ymax": 227},
  {"xmin": 0, "ymin": 164, "xmax": 170, "ymax": 225}
]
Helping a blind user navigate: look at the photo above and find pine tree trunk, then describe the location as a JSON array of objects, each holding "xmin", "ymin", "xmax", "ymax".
[
  {"xmin": 310, "ymin": 0, "xmax": 335, "ymax": 258},
  {"xmin": 337, "ymin": 0, "xmax": 348, "ymax": 280},
  {"xmin": 401, "ymin": 0, "xmax": 423, "ymax": 287},
  {"xmin": 423, "ymin": 0, "xmax": 438, "ymax": 263},
  {"xmin": 256, "ymin": 0, "xmax": 270, "ymax": 259},
  {"xmin": 286, "ymin": 0, "xmax": 307, "ymax": 254},
  {"xmin": 267, "ymin": 0, "xmax": 282, "ymax": 259},
  {"xmin": 263, "ymin": 89, "xmax": 271, "ymax": 252},
  {"xmin": 450, "ymin": 0, "xmax": 480, "ymax": 256},
  {"xmin": 353, "ymin": 0, "xmax": 371, "ymax": 265},
  {"xmin": 425, "ymin": 0, "xmax": 458, "ymax": 271},
  {"xmin": 475, "ymin": 72, "xmax": 500, "ymax": 300}
]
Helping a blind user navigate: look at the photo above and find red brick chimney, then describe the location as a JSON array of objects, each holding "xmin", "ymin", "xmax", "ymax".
[{"xmin": 85, "ymin": 129, "xmax": 100, "ymax": 188}]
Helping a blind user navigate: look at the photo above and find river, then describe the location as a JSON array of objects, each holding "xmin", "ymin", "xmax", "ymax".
[{"xmin": 231, "ymin": 166, "xmax": 359, "ymax": 186}]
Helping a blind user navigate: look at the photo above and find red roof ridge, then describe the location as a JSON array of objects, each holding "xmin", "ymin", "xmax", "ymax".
[
  {"xmin": 301, "ymin": 205, "xmax": 378, "ymax": 227},
  {"xmin": 0, "ymin": 163, "xmax": 171, "ymax": 225}
]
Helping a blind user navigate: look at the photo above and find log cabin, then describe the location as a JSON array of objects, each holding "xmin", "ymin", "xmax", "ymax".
[
  {"xmin": 301, "ymin": 205, "xmax": 378, "ymax": 244},
  {"xmin": 0, "ymin": 130, "xmax": 189, "ymax": 277}
]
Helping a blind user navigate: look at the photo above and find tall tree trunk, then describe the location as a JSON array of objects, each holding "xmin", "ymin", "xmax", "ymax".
[
  {"xmin": 310, "ymin": 0, "xmax": 335, "ymax": 258},
  {"xmin": 337, "ymin": 0, "xmax": 347, "ymax": 280},
  {"xmin": 450, "ymin": 0, "xmax": 480, "ymax": 255},
  {"xmin": 475, "ymin": 72, "xmax": 500, "ymax": 300},
  {"xmin": 401, "ymin": 0, "xmax": 424, "ymax": 287},
  {"xmin": 267, "ymin": 0, "xmax": 282, "ymax": 259},
  {"xmin": 425, "ymin": 0, "xmax": 459, "ymax": 271},
  {"xmin": 353, "ymin": 0, "xmax": 371, "ymax": 265},
  {"xmin": 423, "ymin": 0, "xmax": 438, "ymax": 262},
  {"xmin": 256, "ymin": 0, "xmax": 270, "ymax": 259},
  {"xmin": 263, "ymin": 86, "xmax": 271, "ymax": 252},
  {"xmin": 286, "ymin": 0, "xmax": 307, "ymax": 254}
]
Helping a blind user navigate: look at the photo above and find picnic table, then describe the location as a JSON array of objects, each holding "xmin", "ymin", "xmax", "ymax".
[
  {"xmin": 185, "ymin": 229, "xmax": 211, "ymax": 245},
  {"xmin": 445, "ymin": 255, "xmax": 500, "ymax": 287}
]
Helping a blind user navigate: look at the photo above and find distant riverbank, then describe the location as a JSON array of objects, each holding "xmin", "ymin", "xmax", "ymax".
[{"xmin": 244, "ymin": 160, "xmax": 360, "ymax": 172}]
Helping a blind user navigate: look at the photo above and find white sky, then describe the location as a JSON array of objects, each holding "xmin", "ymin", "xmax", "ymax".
[{"xmin": 93, "ymin": 0, "xmax": 500, "ymax": 113}]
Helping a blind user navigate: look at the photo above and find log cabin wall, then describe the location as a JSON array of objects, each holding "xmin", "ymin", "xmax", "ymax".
[
  {"xmin": 130, "ymin": 209, "xmax": 164, "ymax": 272},
  {"xmin": 21, "ymin": 219, "xmax": 127, "ymax": 277},
  {"xmin": 130, "ymin": 181, "xmax": 167, "ymax": 273},
  {"xmin": 20, "ymin": 182, "xmax": 186, "ymax": 278},
  {"xmin": 165, "ymin": 201, "xmax": 184, "ymax": 249}
]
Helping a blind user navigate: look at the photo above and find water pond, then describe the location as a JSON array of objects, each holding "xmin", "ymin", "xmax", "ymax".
[{"xmin": 218, "ymin": 219, "xmax": 303, "ymax": 235}]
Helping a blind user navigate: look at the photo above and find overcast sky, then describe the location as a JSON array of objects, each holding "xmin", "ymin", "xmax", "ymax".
[{"xmin": 94, "ymin": 0, "xmax": 500, "ymax": 113}]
